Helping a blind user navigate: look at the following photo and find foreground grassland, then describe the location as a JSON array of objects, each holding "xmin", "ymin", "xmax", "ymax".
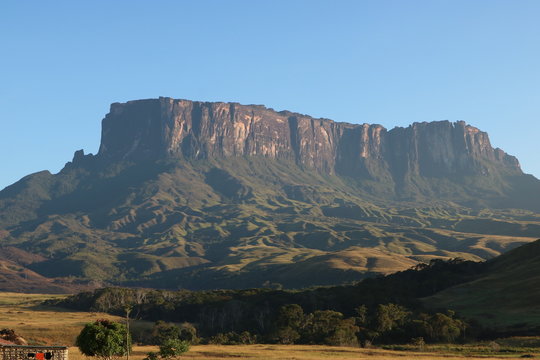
[
  {"xmin": 67, "ymin": 345, "xmax": 538, "ymax": 360},
  {"xmin": 1, "ymin": 292, "xmax": 538, "ymax": 359},
  {"xmin": 0, "ymin": 292, "xmax": 125, "ymax": 345}
]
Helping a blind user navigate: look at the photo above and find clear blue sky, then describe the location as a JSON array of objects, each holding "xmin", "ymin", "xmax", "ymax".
[{"xmin": 1, "ymin": 0, "xmax": 539, "ymax": 190}]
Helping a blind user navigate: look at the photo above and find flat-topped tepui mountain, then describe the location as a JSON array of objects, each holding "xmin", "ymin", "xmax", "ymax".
[{"xmin": 1, "ymin": 97, "xmax": 540, "ymax": 291}]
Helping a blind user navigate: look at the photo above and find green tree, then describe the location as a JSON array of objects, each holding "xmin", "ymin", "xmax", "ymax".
[
  {"xmin": 272, "ymin": 326, "xmax": 300, "ymax": 344},
  {"xmin": 375, "ymin": 304, "xmax": 410, "ymax": 333},
  {"xmin": 159, "ymin": 338, "xmax": 190, "ymax": 359},
  {"xmin": 76, "ymin": 320, "xmax": 131, "ymax": 360},
  {"xmin": 303, "ymin": 310, "xmax": 359, "ymax": 346},
  {"xmin": 429, "ymin": 313, "xmax": 463, "ymax": 343},
  {"xmin": 271, "ymin": 304, "xmax": 305, "ymax": 344},
  {"xmin": 410, "ymin": 312, "xmax": 466, "ymax": 343},
  {"xmin": 144, "ymin": 338, "xmax": 190, "ymax": 360},
  {"xmin": 323, "ymin": 317, "xmax": 359, "ymax": 347},
  {"xmin": 410, "ymin": 313, "xmax": 433, "ymax": 340},
  {"xmin": 151, "ymin": 321, "xmax": 181, "ymax": 345},
  {"xmin": 355, "ymin": 305, "xmax": 368, "ymax": 326},
  {"xmin": 276, "ymin": 304, "xmax": 305, "ymax": 329},
  {"xmin": 178, "ymin": 323, "xmax": 198, "ymax": 344},
  {"xmin": 237, "ymin": 331, "xmax": 257, "ymax": 345}
]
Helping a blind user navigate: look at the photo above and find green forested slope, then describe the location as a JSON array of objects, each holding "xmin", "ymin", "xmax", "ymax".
[{"xmin": 424, "ymin": 239, "xmax": 540, "ymax": 330}]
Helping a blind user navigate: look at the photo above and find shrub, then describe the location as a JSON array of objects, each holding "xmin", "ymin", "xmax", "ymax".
[
  {"xmin": 179, "ymin": 323, "xmax": 199, "ymax": 344},
  {"xmin": 272, "ymin": 326, "xmax": 300, "ymax": 344},
  {"xmin": 159, "ymin": 338, "xmax": 190, "ymax": 358},
  {"xmin": 151, "ymin": 321, "xmax": 181, "ymax": 345},
  {"xmin": 144, "ymin": 338, "xmax": 190, "ymax": 360},
  {"xmin": 207, "ymin": 331, "xmax": 256, "ymax": 345},
  {"xmin": 411, "ymin": 337, "xmax": 425, "ymax": 350}
]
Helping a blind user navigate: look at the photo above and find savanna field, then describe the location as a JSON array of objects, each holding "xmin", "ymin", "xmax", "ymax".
[{"xmin": 1, "ymin": 292, "xmax": 539, "ymax": 360}]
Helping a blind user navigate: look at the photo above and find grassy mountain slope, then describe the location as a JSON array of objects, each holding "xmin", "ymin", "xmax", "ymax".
[
  {"xmin": 1, "ymin": 154, "xmax": 539, "ymax": 291},
  {"xmin": 423, "ymin": 239, "xmax": 540, "ymax": 330}
]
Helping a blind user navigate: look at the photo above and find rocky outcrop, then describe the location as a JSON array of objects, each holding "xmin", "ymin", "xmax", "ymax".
[
  {"xmin": 89, "ymin": 98, "xmax": 521, "ymax": 182},
  {"xmin": 385, "ymin": 121, "xmax": 522, "ymax": 182},
  {"xmin": 0, "ymin": 329, "xmax": 28, "ymax": 345}
]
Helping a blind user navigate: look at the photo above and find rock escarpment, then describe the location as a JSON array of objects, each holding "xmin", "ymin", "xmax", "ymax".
[{"xmin": 90, "ymin": 97, "xmax": 520, "ymax": 183}]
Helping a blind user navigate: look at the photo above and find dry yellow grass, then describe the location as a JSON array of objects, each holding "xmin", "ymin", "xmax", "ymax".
[
  {"xmin": 0, "ymin": 292, "xmax": 123, "ymax": 345},
  {"xmin": 67, "ymin": 345, "xmax": 524, "ymax": 360}
]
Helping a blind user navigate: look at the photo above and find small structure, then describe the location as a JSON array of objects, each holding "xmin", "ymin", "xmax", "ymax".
[{"xmin": 0, "ymin": 345, "xmax": 68, "ymax": 360}]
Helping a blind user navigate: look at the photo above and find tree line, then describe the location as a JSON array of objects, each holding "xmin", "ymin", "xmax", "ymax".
[
  {"xmin": 140, "ymin": 302, "xmax": 468, "ymax": 347},
  {"xmin": 50, "ymin": 258, "xmax": 487, "ymax": 346}
]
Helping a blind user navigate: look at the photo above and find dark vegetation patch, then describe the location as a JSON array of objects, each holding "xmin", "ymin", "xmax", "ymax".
[{"xmin": 47, "ymin": 258, "xmax": 490, "ymax": 346}]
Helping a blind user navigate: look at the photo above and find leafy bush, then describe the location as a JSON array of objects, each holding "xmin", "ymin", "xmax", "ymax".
[
  {"xmin": 151, "ymin": 321, "xmax": 180, "ymax": 345},
  {"xmin": 272, "ymin": 326, "xmax": 300, "ymax": 344},
  {"xmin": 159, "ymin": 338, "xmax": 190, "ymax": 358},
  {"xmin": 207, "ymin": 331, "xmax": 257, "ymax": 345},
  {"xmin": 303, "ymin": 310, "xmax": 359, "ymax": 346},
  {"xmin": 144, "ymin": 338, "xmax": 190, "ymax": 360},
  {"xmin": 179, "ymin": 323, "xmax": 199, "ymax": 344}
]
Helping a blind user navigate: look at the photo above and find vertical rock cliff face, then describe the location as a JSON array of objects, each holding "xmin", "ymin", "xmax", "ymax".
[
  {"xmin": 386, "ymin": 121, "xmax": 520, "ymax": 181},
  {"xmin": 95, "ymin": 97, "xmax": 521, "ymax": 182}
]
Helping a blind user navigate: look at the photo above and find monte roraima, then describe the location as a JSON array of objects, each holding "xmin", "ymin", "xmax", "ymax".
[{"xmin": 1, "ymin": 97, "xmax": 539, "ymax": 291}]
